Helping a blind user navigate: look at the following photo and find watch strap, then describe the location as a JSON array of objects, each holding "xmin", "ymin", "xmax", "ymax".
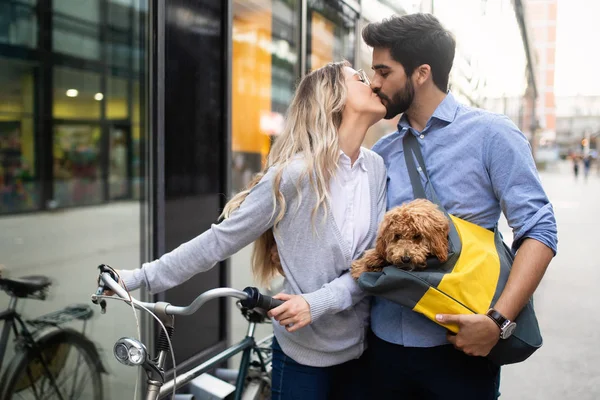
[{"xmin": 486, "ymin": 308, "xmax": 508, "ymax": 330}]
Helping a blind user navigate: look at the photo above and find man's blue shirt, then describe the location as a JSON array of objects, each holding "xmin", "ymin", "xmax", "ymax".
[{"xmin": 370, "ymin": 92, "xmax": 558, "ymax": 347}]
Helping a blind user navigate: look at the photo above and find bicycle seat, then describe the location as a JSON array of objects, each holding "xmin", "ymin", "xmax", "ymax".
[{"xmin": 0, "ymin": 275, "xmax": 52, "ymax": 299}]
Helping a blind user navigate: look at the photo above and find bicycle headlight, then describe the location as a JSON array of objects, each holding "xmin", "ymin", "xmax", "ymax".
[{"xmin": 113, "ymin": 338, "xmax": 147, "ymax": 366}]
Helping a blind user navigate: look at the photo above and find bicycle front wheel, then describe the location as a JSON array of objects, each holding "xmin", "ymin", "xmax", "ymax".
[{"xmin": 0, "ymin": 328, "xmax": 104, "ymax": 400}]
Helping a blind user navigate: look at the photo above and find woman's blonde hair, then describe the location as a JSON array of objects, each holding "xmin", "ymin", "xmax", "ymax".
[{"xmin": 221, "ymin": 60, "xmax": 350, "ymax": 286}]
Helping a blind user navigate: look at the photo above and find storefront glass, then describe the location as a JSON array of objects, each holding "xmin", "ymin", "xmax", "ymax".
[
  {"xmin": 307, "ymin": 0, "xmax": 357, "ymax": 71},
  {"xmin": 0, "ymin": 57, "xmax": 38, "ymax": 213},
  {"xmin": 231, "ymin": 0, "xmax": 299, "ymax": 193},
  {"xmin": 0, "ymin": 1, "xmax": 148, "ymax": 398}
]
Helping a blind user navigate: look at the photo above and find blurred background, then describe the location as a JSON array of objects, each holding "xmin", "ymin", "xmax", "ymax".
[{"xmin": 0, "ymin": 0, "xmax": 598, "ymax": 399}]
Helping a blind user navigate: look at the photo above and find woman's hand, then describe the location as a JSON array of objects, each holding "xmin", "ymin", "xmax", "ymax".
[
  {"xmin": 267, "ymin": 293, "xmax": 312, "ymax": 332},
  {"xmin": 97, "ymin": 272, "xmax": 123, "ymax": 296}
]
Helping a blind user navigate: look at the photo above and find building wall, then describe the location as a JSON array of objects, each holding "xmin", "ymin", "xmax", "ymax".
[{"xmin": 526, "ymin": 0, "xmax": 558, "ymax": 144}]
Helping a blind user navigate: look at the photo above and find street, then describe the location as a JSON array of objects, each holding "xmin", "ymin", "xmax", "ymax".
[
  {"xmin": 0, "ymin": 160, "xmax": 598, "ymax": 399},
  {"xmin": 498, "ymin": 161, "xmax": 600, "ymax": 399}
]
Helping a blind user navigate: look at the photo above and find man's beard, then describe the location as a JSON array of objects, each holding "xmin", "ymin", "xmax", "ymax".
[{"xmin": 378, "ymin": 79, "xmax": 414, "ymax": 120}]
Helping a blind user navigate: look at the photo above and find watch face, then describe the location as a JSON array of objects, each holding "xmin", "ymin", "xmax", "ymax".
[{"xmin": 501, "ymin": 322, "xmax": 517, "ymax": 339}]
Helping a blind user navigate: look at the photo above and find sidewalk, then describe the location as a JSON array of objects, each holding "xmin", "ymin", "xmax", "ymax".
[{"xmin": 500, "ymin": 161, "xmax": 600, "ymax": 399}]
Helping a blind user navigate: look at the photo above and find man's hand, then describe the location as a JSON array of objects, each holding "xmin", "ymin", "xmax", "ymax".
[
  {"xmin": 268, "ymin": 293, "xmax": 311, "ymax": 332},
  {"xmin": 436, "ymin": 313, "xmax": 500, "ymax": 357}
]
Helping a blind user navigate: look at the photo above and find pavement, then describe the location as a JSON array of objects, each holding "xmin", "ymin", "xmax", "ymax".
[
  {"xmin": 496, "ymin": 161, "xmax": 600, "ymax": 400},
  {"xmin": 0, "ymin": 160, "xmax": 598, "ymax": 399}
]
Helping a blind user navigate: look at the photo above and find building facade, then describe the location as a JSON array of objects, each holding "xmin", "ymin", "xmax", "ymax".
[{"xmin": 526, "ymin": 0, "xmax": 558, "ymax": 148}]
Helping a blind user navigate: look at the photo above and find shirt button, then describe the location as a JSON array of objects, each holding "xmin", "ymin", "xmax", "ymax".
[{"xmin": 419, "ymin": 134, "xmax": 425, "ymax": 139}]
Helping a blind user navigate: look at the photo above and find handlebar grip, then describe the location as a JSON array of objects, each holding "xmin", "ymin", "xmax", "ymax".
[
  {"xmin": 241, "ymin": 287, "xmax": 285, "ymax": 310},
  {"xmin": 257, "ymin": 293, "xmax": 285, "ymax": 310},
  {"xmin": 98, "ymin": 264, "xmax": 119, "ymax": 284}
]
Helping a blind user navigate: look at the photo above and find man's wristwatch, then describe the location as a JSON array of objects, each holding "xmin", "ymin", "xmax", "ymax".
[{"xmin": 486, "ymin": 308, "xmax": 517, "ymax": 339}]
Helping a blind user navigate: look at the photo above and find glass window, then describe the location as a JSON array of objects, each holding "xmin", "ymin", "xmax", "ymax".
[
  {"xmin": 53, "ymin": 124, "xmax": 103, "ymax": 207},
  {"xmin": 0, "ymin": 57, "xmax": 38, "ymax": 213},
  {"xmin": 231, "ymin": 0, "xmax": 299, "ymax": 193},
  {"xmin": 109, "ymin": 125, "xmax": 129, "ymax": 199},
  {"xmin": 107, "ymin": 0, "xmax": 133, "ymax": 70},
  {"xmin": 0, "ymin": 2, "xmax": 148, "ymax": 399},
  {"xmin": 53, "ymin": 67, "xmax": 102, "ymax": 120},
  {"xmin": 307, "ymin": 0, "xmax": 357, "ymax": 72},
  {"xmin": 107, "ymin": 76, "xmax": 129, "ymax": 119},
  {"xmin": 53, "ymin": 0, "xmax": 101, "ymax": 60},
  {"xmin": 0, "ymin": 0, "xmax": 37, "ymax": 48}
]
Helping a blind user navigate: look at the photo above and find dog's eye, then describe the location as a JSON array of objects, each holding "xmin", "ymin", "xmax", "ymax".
[
  {"xmin": 394, "ymin": 234, "xmax": 402, "ymax": 241},
  {"xmin": 413, "ymin": 234, "xmax": 422, "ymax": 240}
]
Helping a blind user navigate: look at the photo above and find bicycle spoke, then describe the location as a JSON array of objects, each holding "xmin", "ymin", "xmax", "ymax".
[
  {"xmin": 42, "ymin": 351, "xmax": 94, "ymax": 400},
  {"xmin": 8, "ymin": 344, "xmax": 96, "ymax": 400},
  {"xmin": 68, "ymin": 350, "xmax": 83, "ymax": 399}
]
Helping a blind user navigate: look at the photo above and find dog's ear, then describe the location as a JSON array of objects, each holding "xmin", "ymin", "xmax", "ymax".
[
  {"xmin": 430, "ymin": 232, "xmax": 449, "ymax": 262},
  {"xmin": 375, "ymin": 213, "xmax": 393, "ymax": 256},
  {"xmin": 429, "ymin": 212, "xmax": 450, "ymax": 262}
]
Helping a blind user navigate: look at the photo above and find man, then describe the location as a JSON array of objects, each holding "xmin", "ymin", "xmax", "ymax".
[{"xmin": 363, "ymin": 13, "xmax": 557, "ymax": 399}]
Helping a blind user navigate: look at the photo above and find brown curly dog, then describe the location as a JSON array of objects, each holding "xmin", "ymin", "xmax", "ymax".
[{"xmin": 351, "ymin": 199, "xmax": 450, "ymax": 279}]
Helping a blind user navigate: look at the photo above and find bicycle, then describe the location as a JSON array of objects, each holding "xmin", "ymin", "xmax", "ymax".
[
  {"xmin": 0, "ymin": 274, "xmax": 106, "ymax": 399},
  {"xmin": 93, "ymin": 265, "xmax": 284, "ymax": 400}
]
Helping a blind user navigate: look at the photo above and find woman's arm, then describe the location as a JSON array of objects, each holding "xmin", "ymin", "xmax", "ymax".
[{"xmin": 119, "ymin": 166, "xmax": 293, "ymax": 293}]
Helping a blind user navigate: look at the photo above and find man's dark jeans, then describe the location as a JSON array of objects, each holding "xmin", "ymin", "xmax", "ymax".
[
  {"xmin": 367, "ymin": 330, "xmax": 500, "ymax": 400},
  {"xmin": 271, "ymin": 338, "xmax": 368, "ymax": 400}
]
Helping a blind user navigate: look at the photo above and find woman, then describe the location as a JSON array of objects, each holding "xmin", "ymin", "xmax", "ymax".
[{"xmin": 116, "ymin": 61, "xmax": 387, "ymax": 399}]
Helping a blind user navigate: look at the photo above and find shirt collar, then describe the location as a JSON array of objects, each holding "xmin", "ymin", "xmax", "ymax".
[
  {"xmin": 339, "ymin": 148, "xmax": 368, "ymax": 172},
  {"xmin": 397, "ymin": 91, "xmax": 459, "ymax": 132},
  {"xmin": 432, "ymin": 91, "xmax": 459, "ymax": 123}
]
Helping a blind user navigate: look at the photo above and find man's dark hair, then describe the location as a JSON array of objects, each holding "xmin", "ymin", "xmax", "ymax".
[{"xmin": 362, "ymin": 13, "xmax": 456, "ymax": 92}]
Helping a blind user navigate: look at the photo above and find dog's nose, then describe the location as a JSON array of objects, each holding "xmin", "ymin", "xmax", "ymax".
[{"xmin": 401, "ymin": 256, "xmax": 411, "ymax": 264}]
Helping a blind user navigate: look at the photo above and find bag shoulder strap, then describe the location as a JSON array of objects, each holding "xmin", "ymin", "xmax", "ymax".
[
  {"xmin": 402, "ymin": 130, "xmax": 462, "ymax": 255},
  {"xmin": 402, "ymin": 131, "xmax": 441, "ymax": 204}
]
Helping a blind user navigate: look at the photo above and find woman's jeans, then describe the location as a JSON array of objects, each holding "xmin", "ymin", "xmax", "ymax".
[{"xmin": 271, "ymin": 338, "xmax": 368, "ymax": 400}]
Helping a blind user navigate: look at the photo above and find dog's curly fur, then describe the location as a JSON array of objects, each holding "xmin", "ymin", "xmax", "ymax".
[{"xmin": 351, "ymin": 199, "xmax": 450, "ymax": 279}]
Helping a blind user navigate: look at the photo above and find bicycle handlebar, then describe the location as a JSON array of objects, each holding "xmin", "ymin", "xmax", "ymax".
[{"xmin": 93, "ymin": 271, "xmax": 284, "ymax": 317}]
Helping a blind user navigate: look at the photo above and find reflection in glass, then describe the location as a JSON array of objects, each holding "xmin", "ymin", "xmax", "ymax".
[
  {"xmin": 53, "ymin": 67, "xmax": 102, "ymax": 120},
  {"xmin": 0, "ymin": 0, "xmax": 37, "ymax": 48},
  {"xmin": 53, "ymin": 124, "xmax": 103, "ymax": 207},
  {"xmin": 109, "ymin": 125, "xmax": 129, "ymax": 200},
  {"xmin": 0, "ymin": 119, "xmax": 38, "ymax": 213},
  {"xmin": 0, "ymin": 57, "xmax": 38, "ymax": 214},
  {"xmin": 107, "ymin": 76, "xmax": 129, "ymax": 119},
  {"xmin": 308, "ymin": 0, "xmax": 357, "ymax": 71},
  {"xmin": 0, "ymin": 1, "xmax": 148, "ymax": 398},
  {"xmin": 231, "ymin": 0, "xmax": 299, "ymax": 193},
  {"xmin": 53, "ymin": 0, "xmax": 101, "ymax": 60}
]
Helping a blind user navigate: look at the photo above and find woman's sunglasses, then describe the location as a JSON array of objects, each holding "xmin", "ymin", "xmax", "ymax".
[{"xmin": 356, "ymin": 69, "xmax": 371, "ymax": 86}]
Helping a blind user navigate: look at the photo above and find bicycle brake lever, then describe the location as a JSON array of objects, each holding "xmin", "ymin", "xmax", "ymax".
[{"xmin": 92, "ymin": 286, "xmax": 107, "ymax": 314}]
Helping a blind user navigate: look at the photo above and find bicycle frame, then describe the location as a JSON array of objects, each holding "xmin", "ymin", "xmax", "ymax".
[
  {"xmin": 0, "ymin": 296, "xmax": 22, "ymax": 373},
  {"xmin": 0, "ymin": 296, "xmax": 66, "ymax": 397},
  {"xmin": 96, "ymin": 272, "xmax": 279, "ymax": 400},
  {"xmin": 157, "ymin": 321, "xmax": 264, "ymax": 400}
]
